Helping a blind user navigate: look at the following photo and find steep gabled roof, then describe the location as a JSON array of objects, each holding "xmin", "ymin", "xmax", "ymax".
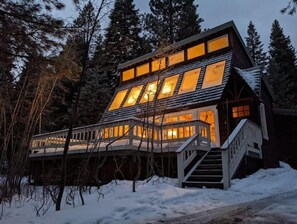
[
  {"xmin": 235, "ymin": 67, "xmax": 275, "ymax": 101},
  {"xmin": 235, "ymin": 67, "xmax": 261, "ymax": 96},
  {"xmin": 101, "ymin": 51, "xmax": 233, "ymax": 122}
]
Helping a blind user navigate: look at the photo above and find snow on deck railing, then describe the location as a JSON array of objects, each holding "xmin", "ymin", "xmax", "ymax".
[
  {"xmin": 30, "ymin": 118, "xmax": 211, "ymax": 157},
  {"xmin": 221, "ymin": 119, "xmax": 263, "ymax": 189}
]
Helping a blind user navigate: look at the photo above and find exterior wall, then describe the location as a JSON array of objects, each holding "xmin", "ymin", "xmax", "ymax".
[
  {"xmin": 274, "ymin": 112, "xmax": 297, "ymax": 169},
  {"xmin": 261, "ymin": 83, "xmax": 279, "ymax": 168}
]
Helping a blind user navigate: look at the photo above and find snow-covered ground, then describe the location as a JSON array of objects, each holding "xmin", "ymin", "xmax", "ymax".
[{"xmin": 1, "ymin": 162, "xmax": 297, "ymax": 224}]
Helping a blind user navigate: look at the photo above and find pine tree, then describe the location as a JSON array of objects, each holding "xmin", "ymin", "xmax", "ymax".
[
  {"xmin": 103, "ymin": 0, "xmax": 144, "ymax": 86},
  {"xmin": 144, "ymin": 0, "xmax": 203, "ymax": 48},
  {"xmin": 245, "ymin": 21, "xmax": 268, "ymax": 72},
  {"xmin": 268, "ymin": 20, "xmax": 297, "ymax": 109}
]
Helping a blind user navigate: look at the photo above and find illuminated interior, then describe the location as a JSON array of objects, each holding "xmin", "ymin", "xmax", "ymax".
[
  {"xmin": 202, "ymin": 60, "xmax": 226, "ymax": 89},
  {"xmin": 123, "ymin": 85, "xmax": 143, "ymax": 107},
  {"xmin": 136, "ymin": 63, "xmax": 149, "ymax": 77},
  {"xmin": 165, "ymin": 113, "xmax": 192, "ymax": 123},
  {"xmin": 122, "ymin": 68, "xmax": 134, "ymax": 81},
  {"xmin": 158, "ymin": 74, "xmax": 179, "ymax": 99},
  {"xmin": 120, "ymin": 34, "xmax": 229, "ymax": 82},
  {"xmin": 139, "ymin": 81, "xmax": 158, "ymax": 103},
  {"xmin": 178, "ymin": 68, "xmax": 201, "ymax": 94},
  {"xmin": 199, "ymin": 111, "xmax": 216, "ymax": 143},
  {"xmin": 168, "ymin": 51, "xmax": 185, "ymax": 66},
  {"xmin": 232, "ymin": 105, "xmax": 250, "ymax": 118},
  {"xmin": 207, "ymin": 35, "xmax": 229, "ymax": 53},
  {"xmin": 104, "ymin": 125, "xmax": 129, "ymax": 138},
  {"xmin": 108, "ymin": 89, "xmax": 128, "ymax": 111},
  {"xmin": 152, "ymin": 57, "xmax": 166, "ymax": 72},
  {"xmin": 187, "ymin": 43, "xmax": 205, "ymax": 60}
]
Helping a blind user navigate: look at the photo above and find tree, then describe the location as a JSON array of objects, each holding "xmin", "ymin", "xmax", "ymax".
[
  {"xmin": 245, "ymin": 21, "xmax": 268, "ymax": 72},
  {"xmin": 0, "ymin": 0, "xmax": 70, "ymax": 201},
  {"xmin": 55, "ymin": 0, "xmax": 111, "ymax": 211},
  {"xmin": 144, "ymin": 0, "xmax": 203, "ymax": 48},
  {"xmin": 268, "ymin": 20, "xmax": 297, "ymax": 109},
  {"xmin": 281, "ymin": 0, "xmax": 297, "ymax": 15},
  {"xmin": 103, "ymin": 0, "xmax": 145, "ymax": 87}
]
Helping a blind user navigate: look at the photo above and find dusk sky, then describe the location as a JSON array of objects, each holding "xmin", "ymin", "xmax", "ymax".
[{"xmin": 56, "ymin": 0, "xmax": 297, "ymax": 52}]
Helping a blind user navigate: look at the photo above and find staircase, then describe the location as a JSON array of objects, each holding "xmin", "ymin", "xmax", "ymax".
[
  {"xmin": 176, "ymin": 119, "xmax": 263, "ymax": 189},
  {"xmin": 183, "ymin": 148, "xmax": 223, "ymax": 189}
]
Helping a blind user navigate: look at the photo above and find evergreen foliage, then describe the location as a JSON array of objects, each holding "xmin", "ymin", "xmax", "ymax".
[
  {"xmin": 144, "ymin": 0, "xmax": 203, "ymax": 48},
  {"xmin": 103, "ymin": 0, "xmax": 145, "ymax": 87},
  {"xmin": 268, "ymin": 20, "xmax": 297, "ymax": 109},
  {"xmin": 245, "ymin": 21, "xmax": 268, "ymax": 72}
]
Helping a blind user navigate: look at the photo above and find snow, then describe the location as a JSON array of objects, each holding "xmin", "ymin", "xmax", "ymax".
[
  {"xmin": 235, "ymin": 67, "xmax": 260, "ymax": 93},
  {"xmin": 1, "ymin": 162, "xmax": 297, "ymax": 224}
]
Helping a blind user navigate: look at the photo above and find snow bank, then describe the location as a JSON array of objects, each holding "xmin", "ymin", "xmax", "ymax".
[{"xmin": 1, "ymin": 162, "xmax": 297, "ymax": 224}]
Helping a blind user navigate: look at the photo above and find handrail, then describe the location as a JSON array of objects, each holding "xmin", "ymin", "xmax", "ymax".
[
  {"xmin": 30, "ymin": 118, "xmax": 212, "ymax": 156},
  {"xmin": 221, "ymin": 119, "xmax": 262, "ymax": 189},
  {"xmin": 176, "ymin": 133, "xmax": 211, "ymax": 187}
]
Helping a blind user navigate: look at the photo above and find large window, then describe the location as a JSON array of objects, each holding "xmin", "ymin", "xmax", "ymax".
[
  {"xmin": 187, "ymin": 43, "xmax": 205, "ymax": 60},
  {"xmin": 152, "ymin": 57, "xmax": 166, "ymax": 72},
  {"xmin": 123, "ymin": 85, "xmax": 143, "ymax": 107},
  {"xmin": 122, "ymin": 68, "xmax": 134, "ymax": 81},
  {"xmin": 108, "ymin": 89, "xmax": 128, "ymax": 111},
  {"xmin": 207, "ymin": 35, "xmax": 229, "ymax": 53},
  {"xmin": 202, "ymin": 60, "xmax": 226, "ymax": 89},
  {"xmin": 179, "ymin": 68, "xmax": 201, "ymax": 94},
  {"xmin": 136, "ymin": 63, "xmax": 149, "ymax": 77},
  {"xmin": 168, "ymin": 51, "xmax": 184, "ymax": 66},
  {"xmin": 158, "ymin": 74, "xmax": 179, "ymax": 99},
  {"xmin": 140, "ymin": 81, "xmax": 158, "ymax": 103}
]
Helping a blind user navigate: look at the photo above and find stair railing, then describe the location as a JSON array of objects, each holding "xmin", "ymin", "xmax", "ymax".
[
  {"xmin": 221, "ymin": 119, "xmax": 262, "ymax": 189},
  {"xmin": 176, "ymin": 130, "xmax": 211, "ymax": 187}
]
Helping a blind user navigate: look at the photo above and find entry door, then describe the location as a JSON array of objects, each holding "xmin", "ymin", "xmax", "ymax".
[{"xmin": 199, "ymin": 110, "xmax": 217, "ymax": 145}]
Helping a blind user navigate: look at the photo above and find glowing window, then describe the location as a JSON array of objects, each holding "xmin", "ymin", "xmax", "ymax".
[
  {"xmin": 140, "ymin": 81, "xmax": 158, "ymax": 103},
  {"xmin": 187, "ymin": 43, "xmax": 205, "ymax": 60},
  {"xmin": 179, "ymin": 114, "xmax": 192, "ymax": 122},
  {"xmin": 202, "ymin": 61, "xmax": 226, "ymax": 89},
  {"xmin": 207, "ymin": 35, "xmax": 229, "ymax": 53},
  {"xmin": 122, "ymin": 68, "xmax": 134, "ymax": 81},
  {"xmin": 179, "ymin": 68, "xmax": 201, "ymax": 94},
  {"xmin": 165, "ymin": 116, "xmax": 178, "ymax": 123},
  {"xmin": 199, "ymin": 111, "xmax": 216, "ymax": 143},
  {"xmin": 108, "ymin": 89, "xmax": 128, "ymax": 111},
  {"xmin": 232, "ymin": 105, "xmax": 250, "ymax": 118},
  {"xmin": 152, "ymin": 57, "xmax": 166, "ymax": 72},
  {"xmin": 123, "ymin": 85, "xmax": 143, "ymax": 107},
  {"xmin": 136, "ymin": 63, "xmax": 149, "ymax": 77},
  {"xmin": 168, "ymin": 51, "xmax": 184, "ymax": 66},
  {"xmin": 158, "ymin": 74, "xmax": 179, "ymax": 99}
]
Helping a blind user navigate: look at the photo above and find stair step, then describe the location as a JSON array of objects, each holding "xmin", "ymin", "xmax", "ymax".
[
  {"xmin": 188, "ymin": 175, "xmax": 223, "ymax": 182},
  {"xmin": 193, "ymin": 169, "xmax": 222, "ymax": 175},
  {"xmin": 201, "ymin": 159, "xmax": 222, "ymax": 164},
  {"xmin": 198, "ymin": 164, "xmax": 222, "ymax": 169},
  {"xmin": 205, "ymin": 155, "xmax": 222, "ymax": 159},
  {"xmin": 183, "ymin": 181, "xmax": 224, "ymax": 189}
]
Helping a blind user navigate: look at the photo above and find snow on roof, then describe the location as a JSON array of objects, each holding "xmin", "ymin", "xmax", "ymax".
[{"xmin": 235, "ymin": 67, "xmax": 261, "ymax": 95}]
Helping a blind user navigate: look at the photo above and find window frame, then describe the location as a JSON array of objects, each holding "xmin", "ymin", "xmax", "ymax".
[
  {"xmin": 201, "ymin": 60, "xmax": 226, "ymax": 89},
  {"xmin": 168, "ymin": 50, "xmax": 185, "ymax": 66},
  {"xmin": 178, "ymin": 68, "xmax": 201, "ymax": 94},
  {"xmin": 123, "ymin": 85, "xmax": 143, "ymax": 107},
  {"xmin": 139, "ymin": 81, "xmax": 159, "ymax": 104},
  {"xmin": 108, "ymin": 89, "xmax": 129, "ymax": 111},
  {"xmin": 122, "ymin": 68, "xmax": 135, "ymax": 82},
  {"xmin": 207, "ymin": 34, "xmax": 229, "ymax": 53},
  {"xmin": 187, "ymin": 43, "xmax": 205, "ymax": 60},
  {"xmin": 158, "ymin": 74, "xmax": 179, "ymax": 99}
]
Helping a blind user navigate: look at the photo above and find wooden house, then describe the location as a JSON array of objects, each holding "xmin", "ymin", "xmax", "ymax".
[{"xmin": 29, "ymin": 21, "xmax": 284, "ymax": 189}]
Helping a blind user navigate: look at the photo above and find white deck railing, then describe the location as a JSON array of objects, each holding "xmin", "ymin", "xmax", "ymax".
[
  {"xmin": 221, "ymin": 119, "xmax": 263, "ymax": 189},
  {"xmin": 176, "ymin": 132, "xmax": 211, "ymax": 187},
  {"xmin": 30, "ymin": 117, "xmax": 211, "ymax": 157}
]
